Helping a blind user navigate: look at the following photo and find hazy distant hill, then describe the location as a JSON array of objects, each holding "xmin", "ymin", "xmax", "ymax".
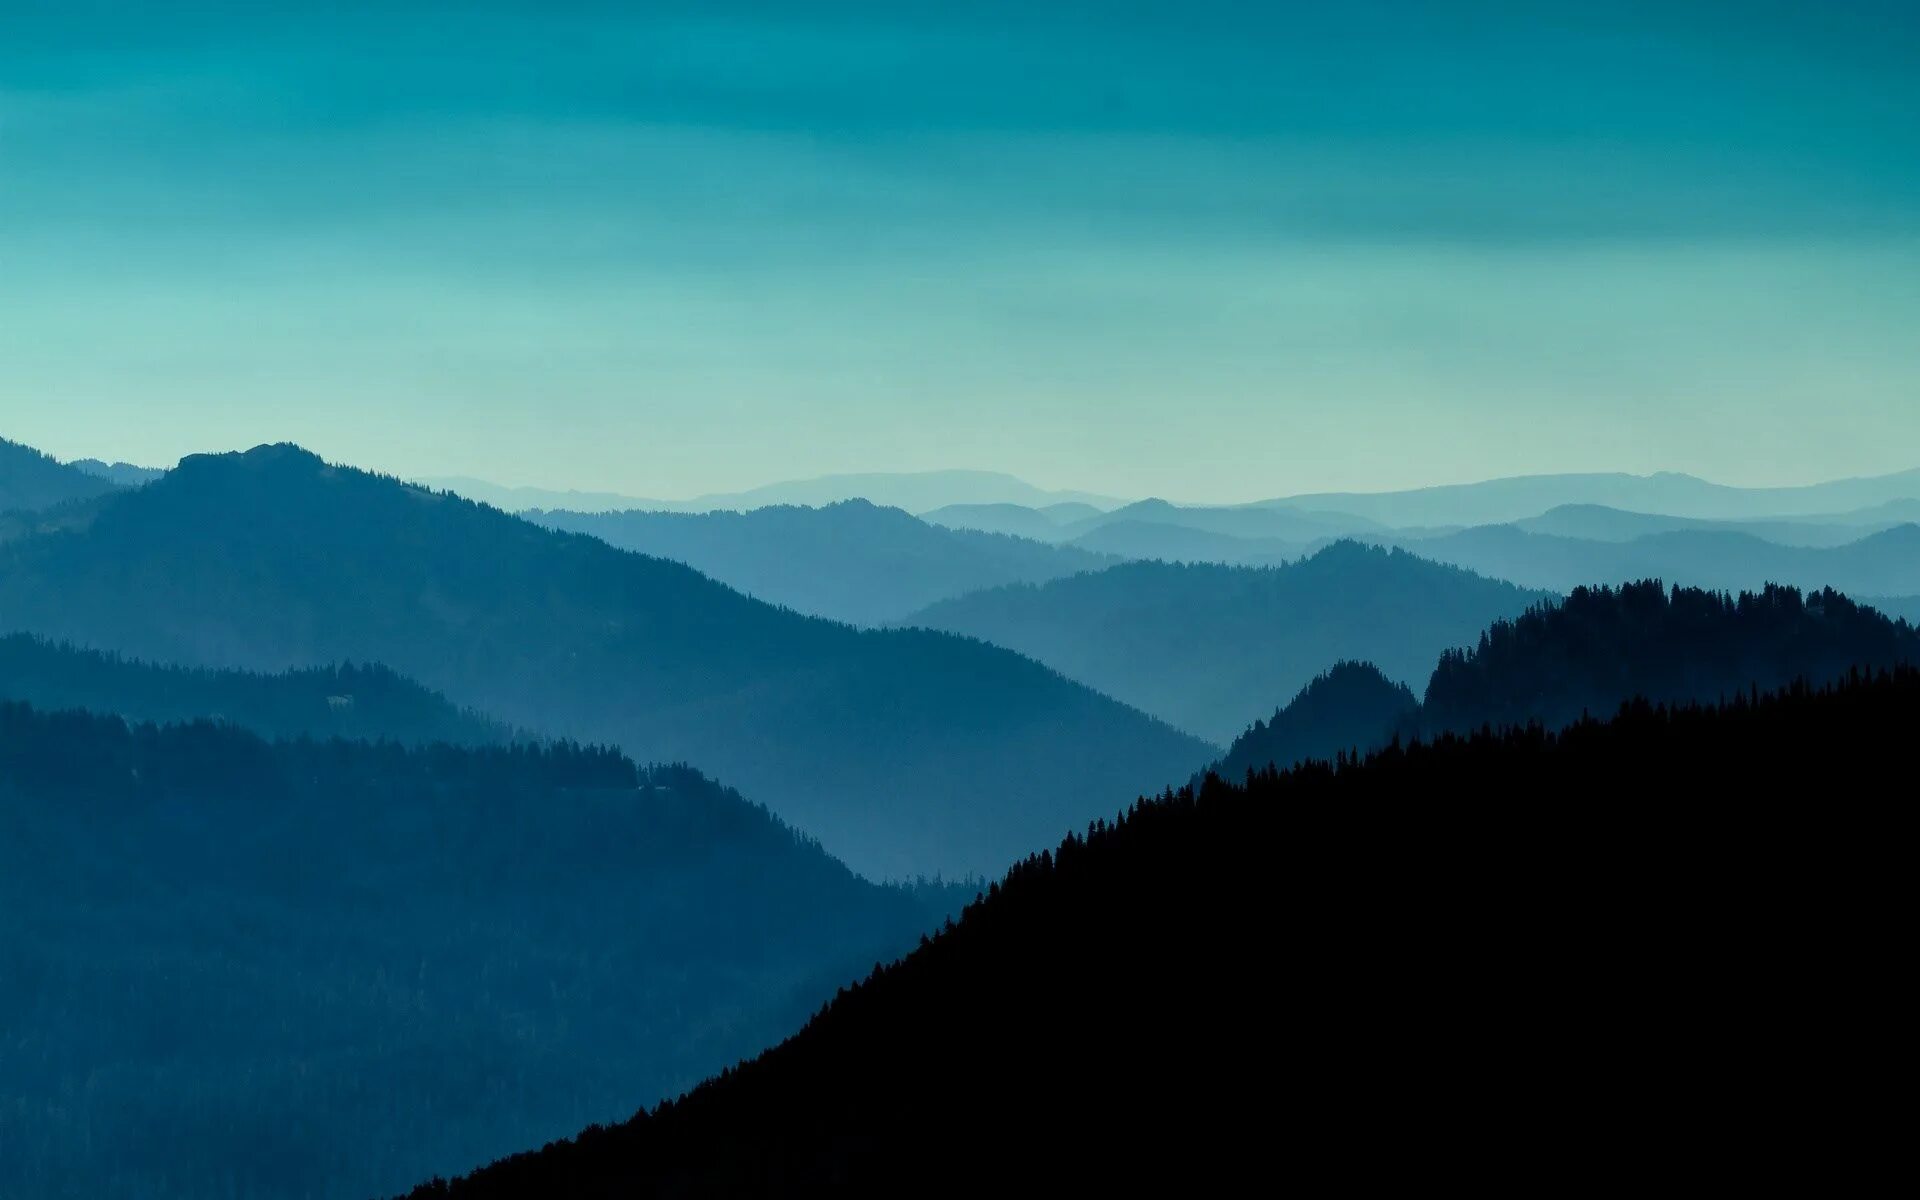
[
  {"xmin": 0, "ymin": 436, "xmax": 118, "ymax": 512},
  {"xmin": 1510, "ymin": 503, "xmax": 1916, "ymax": 547},
  {"xmin": 919, "ymin": 502, "xmax": 1073, "ymax": 540},
  {"xmin": 909, "ymin": 542, "xmax": 1545, "ymax": 743},
  {"xmin": 0, "ymin": 702, "xmax": 937, "ymax": 1200},
  {"xmin": 0, "ymin": 633, "xmax": 504, "ymax": 745},
  {"xmin": 1260, "ymin": 466, "xmax": 1920, "ymax": 527},
  {"xmin": 1055, "ymin": 497, "xmax": 1379, "ymax": 543},
  {"xmin": 1866, "ymin": 595, "xmax": 1920, "ymax": 625},
  {"xmin": 530, "ymin": 501, "xmax": 1109, "ymax": 626},
  {"xmin": 0, "ymin": 445, "xmax": 1207, "ymax": 878},
  {"xmin": 1391, "ymin": 523, "xmax": 1920, "ymax": 596},
  {"xmin": 424, "ymin": 470, "xmax": 1122, "ymax": 516},
  {"xmin": 401, "ymin": 670, "xmax": 1913, "ymax": 1198},
  {"xmin": 1212, "ymin": 661, "xmax": 1416, "ymax": 780},
  {"xmin": 68, "ymin": 458, "xmax": 169, "ymax": 487}
]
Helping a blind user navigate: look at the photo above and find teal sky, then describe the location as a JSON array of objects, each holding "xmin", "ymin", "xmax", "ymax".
[{"xmin": 2, "ymin": 2, "xmax": 1917, "ymax": 502}]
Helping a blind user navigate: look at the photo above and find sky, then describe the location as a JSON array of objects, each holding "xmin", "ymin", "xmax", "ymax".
[{"xmin": 2, "ymin": 1, "xmax": 1917, "ymax": 503}]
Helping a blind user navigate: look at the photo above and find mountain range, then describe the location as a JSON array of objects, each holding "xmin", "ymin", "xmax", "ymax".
[
  {"xmin": 0, "ymin": 445, "xmax": 1207, "ymax": 878},
  {"xmin": 399, "ymin": 668, "xmax": 1914, "ymax": 1197},
  {"xmin": 529, "ymin": 501, "xmax": 1110, "ymax": 627},
  {"xmin": 1257, "ymin": 466, "xmax": 1920, "ymax": 526},
  {"xmin": 421, "ymin": 470, "xmax": 1123, "ymax": 517},
  {"xmin": 908, "ymin": 542, "xmax": 1546, "ymax": 742}
]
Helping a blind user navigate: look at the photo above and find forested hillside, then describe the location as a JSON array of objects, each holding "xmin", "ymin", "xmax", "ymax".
[
  {"xmin": 0, "ymin": 704, "xmax": 937, "ymax": 1200},
  {"xmin": 0, "ymin": 633, "xmax": 504, "ymax": 744},
  {"xmin": 0, "ymin": 437, "xmax": 118, "ymax": 512},
  {"xmin": 1211, "ymin": 580, "xmax": 1918, "ymax": 776},
  {"xmin": 401, "ymin": 669, "xmax": 1915, "ymax": 1198}
]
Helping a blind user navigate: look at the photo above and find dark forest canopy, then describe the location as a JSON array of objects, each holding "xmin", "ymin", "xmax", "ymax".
[
  {"xmin": 1215, "ymin": 579, "xmax": 1920, "ymax": 777},
  {"xmin": 400, "ymin": 668, "xmax": 1916, "ymax": 1198},
  {"xmin": 0, "ymin": 633, "xmax": 506, "ymax": 745},
  {"xmin": 0, "ymin": 702, "xmax": 941, "ymax": 1200},
  {"xmin": 530, "ymin": 500, "xmax": 1110, "ymax": 627},
  {"xmin": 0, "ymin": 443, "xmax": 1209, "ymax": 878},
  {"xmin": 908, "ymin": 541, "xmax": 1546, "ymax": 742}
]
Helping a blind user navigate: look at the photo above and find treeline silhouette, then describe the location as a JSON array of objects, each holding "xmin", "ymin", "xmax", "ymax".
[
  {"xmin": 0, "ymin": 633, "xmax": 505, "ymax": 745},
  {"xmin": 1217, "ymin": 579, "xmax": 1919, "ymax": 776},
  {"xmin": 401, "ymin": 668, "xmax": 1915, "ymax": 1198},
  {"xmin": 0, "ymin": 703, "xmax": 938, "ymax": 1200}
]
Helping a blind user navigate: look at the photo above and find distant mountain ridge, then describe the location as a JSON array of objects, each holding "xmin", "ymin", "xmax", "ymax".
[
  {"xmin": 908, "ymin": 542, "xmax": 1546, "ymax": 742},
  {"xmin": 1259, "ymin": 466, "xmax": 1920, "ymax": 526},
  {"xmin": 529, "ymin": 501, "xmax": 1111, "ymax": 627},
  {"xmin": 422, "ymin": 470, "xmax": 1123, "ymax": 516},
  {"xmin": 0, "ymin": 444, "xmax": 1208, "ymax": 878}
]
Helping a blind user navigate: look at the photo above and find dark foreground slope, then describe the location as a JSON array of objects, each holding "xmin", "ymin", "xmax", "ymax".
[
  {"xmin": 0, "ymin": 445, "xmax": 1209, "ymax": 878},
  {"xmin": 0, "ymin": 633, "xmax": 505, "ymax": 744},
  {"xmin": 531, "ymin": 501, "xmax": 1107, "ymax": 626},
  {"xmin": 910, "ymin": 542, "xmax": 1544, "ymax": 742},
  {"xmin": 0, "ymin": 706, "xmax": 937, "ymax": 1200},
  {"xmin": 403, "ymin": 670, "xmax": 1913, "ymax": 1198}
]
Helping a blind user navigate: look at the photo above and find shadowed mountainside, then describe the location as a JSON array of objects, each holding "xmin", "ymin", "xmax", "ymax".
[
  {"xmin": 0, "ymin": 704, "xmax": 942, "ymax": 1200},
  {"xmin": 1211, "ymin": 661, "xmax": 1415, "ymax": 780},
  {"xmin": 529, "ymin": 501, "xmax": 1110, "ymax": 627},
  {"xmin": 0, "ymin": 444, "xmax": 1209, "ymax": 878},
  {"xmin": 397, "ymin": 669, "xmax": 1915, "ymax": 1198},
  {"xmin": 0, "ymin": 437, "xmax": 119, "ymax": 513},
  {"xmin": 908, "ymin": 542, "xmax": 1545, "ymax": 742}
]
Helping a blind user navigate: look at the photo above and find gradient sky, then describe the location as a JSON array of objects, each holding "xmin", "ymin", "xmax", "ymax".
[{"xmin": 2, "ymin": 1, "xmax": 1917, "ymax": 502}]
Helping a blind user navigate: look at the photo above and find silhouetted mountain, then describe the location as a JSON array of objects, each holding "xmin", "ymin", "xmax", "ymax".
[
  {"xmin": 909, "ymin": 542, "xmax": 1544, "ymax": 742},
  {"xmin": 422, "ymin": 470, "xmax": 1122, "ymax": 516},
  {"xmin": 0, "ymin": 633, "xmax": 504, "ymax": 744},
  {"xmin": 0, "ymin": 445, "xmax": 1207, "ymax": 877},
  {"xmin": 1510, "ymin": 503, "xmax": 1913, "ymax": 547},
  {"xmin": 1421, "ymin": 580, "xmax": 1920, "ymax": 738},
  {"xmin": 67, "ymin": 458, "xmax": 168, "ymax": 487},
  {"xmin": 399, "ymin": 669, "xmax": 1913, "ymax": 1199},
  {"xmin": 1389, "ymin": 522, "xmax": 1920, "ymax": 596},
  {"xmin": 1260, "ymin": 466, "xmax": 1920, "ymax": 526},
  {"xmin": 1212, "ymin": 661, "xmax": 1415, "ymax": 779},
  {"xmin": 529, "ymin": 501, "xmax": 1109, "ymax": 626},
  {"xmin": 0, "ymin": 436, "xmax": 118, "ymax": 512},
  {"xmin": 0, "ymin": 701, "xmax": 937, "ymax": 1200}
]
